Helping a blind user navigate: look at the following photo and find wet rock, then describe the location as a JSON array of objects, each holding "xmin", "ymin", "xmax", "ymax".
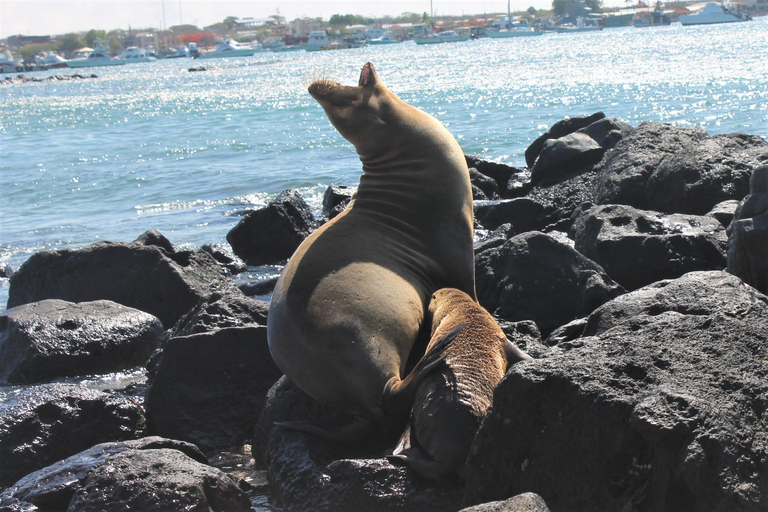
[
  {"xmin": 0, "ymin": 384, "xmax": 144, "ymax": 485},
  {"xmin": 164, "ymin": 289, "xmax": 269, "ymax": 339},
  {"xmin": 7, "ymin": 237, "xmax": 236, "ymax": 328},
  {"xmin": 473, "ymin": 198, "xmax": 553, "ymax": 233},
  {"xmin": 323, "ymin": 184, "xmax": 354, "ymax": 219},
  {"xmin": 525, "ymin": 112, "xmax": 606, "ymax": 168},
  {"xmin": 238, "ymin": 277, "xmax": 278, "ymax": 297},
  {"xmin": 530, "ymin": 118, "xmax": 632, "ymax": 186},
  {"xmin": 200, "ymin": 243, "xmax": 248, "ymax": 275},
  {"xmin": 134, "ymin": 229, "xmax": 176, "ymax": 253},
  {"xmin": 466, "ymin": 155, "xmax": 531, "ymax": 198},
  {"xmin": 226, "ymin": 189, "xmax": 316, "ymax": 265},
  {"xmin": 464, "ymin": 271, "xmax": 768, "ymax": 512},
  {"xmin": 727, "ymin": 165, "xmax": 768, "ymax": 294},
  {"xmin": 570, "ymin": 203, "xmax": 728, "ymax": 291},
  {"xmin": 523, "ymin": 167, "xmax": 601, "ymax": 231},
  {"xmin": 706, "ymin": 199, "xmax": 741, "ymax": 227},
  {"xmin": 0, "ymin": 299, "xmax": 162, "ymax": 384},
  {"xmin": 475, "ymin": 231, "xmax": 624, "ymax": 337},
  {"xmin": 2, "ymin": 437, "xmax": 249, "ymax": 512},
  {"xmin": 459, "ymin": 493, "xmax": 551, "ymax": 512},
  {"xmin": 595, "ymin": 123, "xmax": 768, "ymax": 214},
  {"xmin": 470, "ymin": 167, "xmax": 501, "ymax": 200},
  {"xmin": 0, "ymin": 263, "xmax": 13, "ymax": 279},
  {"xmin": 145, "ymin": 325, "xmax": 282, "ymax": 452}
]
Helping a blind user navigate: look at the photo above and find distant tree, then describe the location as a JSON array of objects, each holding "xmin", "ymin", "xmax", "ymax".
[
  {"xmin": 528, "ymin": 6, "xmax": 538, "ymax": 15},
  {"xmin": 329, "ymin": 14, "xmax": 360, "ymax": 26},
  {"xmin": 584, "ymin": 0, "xmax": 603, "ymax": 11},
  {"xmin": 19, "ymin": 43, "xmax": 53, "ymax": 62},
  {"xmin": 552, "ymin": 0, "xmax": 574, "ymax": 16},
  {"xmin": 84, "ymin": 29, "xmax": 107, "ymax": 48},
  {"xmin": 57, "ymin": 33, "xmax": 82, "ymax": 54},
  {"xmin": 223, "ymin": 16, "xmax": 238, "ymax": 31}
]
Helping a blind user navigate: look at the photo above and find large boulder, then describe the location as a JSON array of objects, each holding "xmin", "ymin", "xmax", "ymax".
[
  {"xmin": 145, "ymin": 325, "xmax": 282, "ymax": 452},
  {"xmin": 1, "ymin": 437, "xmax": 250, "ymax": 512},
  {"xmin": 0, "ymin": 384, "xmax": 144, "ymax": 485},
  {"xmin": 473, "ymin": 198, "xmax": 554, "ymax": 233},
  {"xmin": 466, "ymin": 156, "xmax": 531, "ymax": 199},
  {"xmin": 0, "ymin": 299, "xmax": 163, "ymax": 384},
  {"xmin": 459, "ymin": 494, "xmax": 551, "ymax": 512},
  {"xmin": 595, "ymin": 123, "xmax": 768, "ymax": 214},
  {"xmin": 164, "ymin": 289, "xmax": 269, "ymax": 339},
  {"xmin": 226, "ymin": 189, "xmax": 316, "ymax": 265},
  {"xmin": 475, "ymin": 231, "xmax": 625, "ymax": 336},
  {"xmin": 570, "ymin": 204, "xmax": 728, "ymax": 291},
  {"xmin": 7, "ymin": 236, "xmax": 236, "ymax": 328},
  {"xmin": 727, "ymin": 165, "xmax": 768, "ymax": 294},
  {"xmin": 464, "ymin": 271, "xmax": 768, "ymax": 512},
  {"xmin": 525, "ymin": 112, "xmax": 606, "ymax": 168}
]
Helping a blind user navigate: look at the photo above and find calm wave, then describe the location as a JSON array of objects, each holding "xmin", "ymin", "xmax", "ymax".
[{"xmin": 2, "ymin": 20, "xmax": 767, "ymax": 310}]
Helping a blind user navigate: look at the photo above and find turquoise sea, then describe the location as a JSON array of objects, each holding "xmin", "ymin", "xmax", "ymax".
[{"xmin": 2, "ymin": 20, "xmax": 768, "ymax": 312}]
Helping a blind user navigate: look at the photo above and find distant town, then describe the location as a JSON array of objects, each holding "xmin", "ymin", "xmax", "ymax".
[{"xmin": 1, "ymin": 0, "xmax": 764, "ymax": 70}]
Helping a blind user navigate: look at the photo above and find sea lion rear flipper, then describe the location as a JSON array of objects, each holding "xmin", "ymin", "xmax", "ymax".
[
  {"xmin": 274, "ymin": 416, "xmax": 375, "ymax": 443},
  {"xmin": 388, "ymin": 447, "xmax": 453, "ymax": 481},
  {"xmin": 504, "ymin": 337, "xmax": 532, "ymax": 365},
  {"xmin": 382, "ymin": 322, "xmax": 466, "ymax": 415}
]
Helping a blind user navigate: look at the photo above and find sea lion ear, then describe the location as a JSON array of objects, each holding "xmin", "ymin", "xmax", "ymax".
[{"xmin": 359, "ymin": 62, "xmax": 379, "ymax": 87}]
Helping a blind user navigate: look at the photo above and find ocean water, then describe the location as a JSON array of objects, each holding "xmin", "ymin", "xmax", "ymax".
[{"xmin": 1, "ymin": 20, "xmax": 768, "ymax": 313}]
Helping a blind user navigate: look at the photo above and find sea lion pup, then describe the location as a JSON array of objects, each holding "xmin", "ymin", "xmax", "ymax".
[
  {"xmin": 391, "ymin": 288, "xmax": 531, "ymax": 480},
  {"xmin": 267, "ymin": 63, "xmax": 476, "ymax": 441}
]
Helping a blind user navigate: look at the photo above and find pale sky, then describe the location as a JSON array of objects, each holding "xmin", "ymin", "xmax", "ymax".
[{"xmin": 1, "ymin": 0, "xmax": 627, "ymax": 38}]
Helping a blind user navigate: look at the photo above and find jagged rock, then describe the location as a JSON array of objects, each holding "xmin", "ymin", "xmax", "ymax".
[
  {"xmin": 570, "ymin": 203, "xmax": 728, "ymax": 291},
  {"xmin": 2, "ymin": 437, "xmax": 249, "ymax": 512},
  {"xmin": 530, "ymin": 118, "xmax": 633, "ymax": 185},
  {"xmin": 0, "ymin": 263, "xmax": 13, "ymax": 279},
  {"xmin": 466, "ymin": 155, "xmax": 531, "ymax": 198},
  {"xmin": 595, "ymin": 123, "xmax": 768, "ymax": 214},
  {"xmin": 200, "ymin": 243, "xmax": 248, "ymax": 275},
  {"xmin": 459, "ymin": 493, "xmax": 551, "ymax": 512},
  {"xmin": 473, "ymin": 198, "xmax": 553, "ymax": 233},
  {"xmin": 525, "ymin": 112, "xmax": 606, "ymax": 168},
  {"xmin": 145, "ymin": 325, "xmax": 282, "ymax": 452},
  {"xmin": 470, "ymin": 168, "xmax": 501, "ymax": 200},
  {"xmin": 475, "ymin": 231, "xmax": 624, "ymax": 336},
  {"xmin": 226, "ymin": 189, "xmax": 315, "ymax": 265},
  {"xmin": 497, "ymin": 320, "xmax": 551, "ymax": 359},
  {"xmin": 464, "ymin": 271, "xmax": 768, "ymax": 512},
  {"xmin": 238, "ymin": 277, "xmax": 278, "ymax": 297},
  {"xmin": 323, "ymin": 184, "xmax": 354, "ymax": 219},
  {"xmin": 164, "ymin": 289, "xmax": 269, "ymax": 339},
  {"xmin": 706, "ymin": 199, "xmax": 741, "ymax": 227},
  {"xmin": 6, "ymin": 237, "xmax": 235, "ymax": 328},
  {"xmin": 134, "ymin": 229, "xmax": 176, "ymax": 253},
  {"xmin": 0, "ymin": 299, "xmax": 163, "ymax": 384},
  {"xmin": 523, "ymin": 167, "xmax": 602, "ymax": 231},
  {"xmin": 727, "ymin": 165, "xmax": 768, "ymax": 294},
  {"xmin": 0, "ymin": 384, "xmax": 144, "ymax": 485}
]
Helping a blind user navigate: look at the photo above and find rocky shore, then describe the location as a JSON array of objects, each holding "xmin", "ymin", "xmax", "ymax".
[{"xmin": 1, "ymin": 113, "xmax": 767, "ymax": 512}]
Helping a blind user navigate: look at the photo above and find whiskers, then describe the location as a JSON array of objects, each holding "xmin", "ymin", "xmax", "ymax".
[{"xmin": 303, "ymin": 64, "xmax": 341, "ymax": 89}]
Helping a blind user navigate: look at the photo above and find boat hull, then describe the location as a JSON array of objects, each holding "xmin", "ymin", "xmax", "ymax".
[
  {"xmin": 197, "ymin": 49, "xmax": 255, "ymax": 58},
  {"xmin": 412, "ymin": 36, "xmax": 470, "ymax": 44},
  {"xmin": 486, "ymin": 30, "xmax": 543, "ymax": 37},
  {"xmin": 679, "ymin": 14, "xmax": 747, "ymax": 25},
  {"xmin": 66, "ymin": 59, "xmax": 126, "ymax": 68}
]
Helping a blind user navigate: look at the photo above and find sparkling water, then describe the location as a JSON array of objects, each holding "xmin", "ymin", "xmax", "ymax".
[{"xmin": 2, "ymin": 20, "xmax": 767, "ymax": 312}]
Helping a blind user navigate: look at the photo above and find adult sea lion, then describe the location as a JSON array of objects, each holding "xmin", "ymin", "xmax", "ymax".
[
  {"xmin": 267, "ymin": 63, "xmax": 476, "ymax": 441},
  {"xmin": 391, "ymin": 288, "xmax": 531, "ymax": 479}
]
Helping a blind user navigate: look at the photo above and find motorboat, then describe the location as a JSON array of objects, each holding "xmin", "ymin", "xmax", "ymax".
[
  {"xmin": 412, "ymin": 30, "xmax": 471, "ymax": 44},
  {"xmin": 165, "ymin": 46, "xmax": 190, "ymax": 59},
  {"xmin": 679, "ymin": 2, "xmax": 751, "ymax": 25},
  {"xmin": 368, "ymin": 32, "xmax": 401, "ymax": 44},
  {"xmin": 0, "ymin": 51, "xmax": 24, "ymax": 73},
  {"xmin": 304, "ymin": 30, "xmax": 365, "ymax": 51},
  {"xmin": 66, "ymin": 43, "xmax": 125, "ymax": 67},
  {"xmin": 487, "ymin": 0, "xmax": 544, "ymax": 38},
  {"xmin": 196, "ymin": 38, "xmax": 256, "ymax": 59},
  {"xmin": 119, "ymin": 46, "xmax": 156, "ymax": 63},
  {"xmin": 34, "ymin": 52, "xmax": 69, "ymax": 69},
  {"xmin": 555, "ymin": 17, "xmax": 603, "ymax": 32}
]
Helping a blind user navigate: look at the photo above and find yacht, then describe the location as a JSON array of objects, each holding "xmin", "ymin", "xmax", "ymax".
[
  {"xmin": 679, "ymin": 2, "xmax": 751, "ymax": 25},
  {"xmin": 412, "ymin": 30, "xmax": 471, "ymax": 44},
  {"xmin": 196, "ymin": 38, "xmax": 256, "ymax": 59},
  {"xmin": 368, "ymin": 32, "xmax": 401, "ymax": 44},
  {"xmin": 67, "ymin": 43, "xmax": 125, "ymax": 68},
  {"xmin": 555, "ymin": 17, "xmax": 603, "ymax": 32},
  {"xmin": 166, "ymin": 46, "xmax": 190, "ymax": 59},
  {"xmin": 119, "ymin": 47, "xmax": 156, "ymax": 63},
  {"xmin": 1, "ymin": 50, "xmax": 25, "ymax": 73},
  {"xmin": 486, "ymin": 1, "xmax": 544, "ymax": 38},
  {"xmin": 34, "ymin": 52, "xmax": 69, "ymax": 69}
]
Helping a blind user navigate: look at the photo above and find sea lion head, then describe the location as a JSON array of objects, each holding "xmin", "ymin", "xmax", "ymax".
[{"xmin": 308, "ymin": 62, "xmax": 408, "ymax": 159}]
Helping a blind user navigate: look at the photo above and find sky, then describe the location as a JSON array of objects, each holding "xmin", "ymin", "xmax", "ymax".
[{"xmin": 0, "ymin": 0, "xmax": 628, "ymax": 38}]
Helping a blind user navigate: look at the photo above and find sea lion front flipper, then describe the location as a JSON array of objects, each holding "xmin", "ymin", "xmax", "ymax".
[
  {"xmin": 388, "ymin": 447, "xmax": 453, "ymax": 481},
  {"xmin": 504, "ymin": 337, "xmax": 532, "ymax": 365},
  {"xmin": 382, "ymin": 322, "xmax": 467, "ymax": 415},
  {"xmin": 274, "ymin": 415, "xmax": 376, "ymax": 443}
]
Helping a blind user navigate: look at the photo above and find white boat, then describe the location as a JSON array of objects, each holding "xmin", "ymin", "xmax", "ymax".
[
  {"xmin": 487, "ymin": 0, "xmax": 544, "ymax": 38},
  {"xmin": 66, "ymin": 43, "xmax": 125, "ymax": 68},
  {"xmin": 368, "ymin": 32, "xmax": 401, "ymax": 44},
  {"xmin": 0, "ymin": 51, "xmax": 24, "ymax": 73},
  {"xmin": 196, "ymin": 38, "xmax": 256, "ymax": 59},
  {"xmin": 555, "ymin": 17, "xmax": 603, "ymax": 32},
  {"xmin": 679, "ymin": 2, "xmax": 751, "ymax": 25},
  {"xmin": 34, "ymin": 52, "xmax": 69, "ymax": 69},
  {"xmin": 412, "ymin": 30, "xmax": 471, "ymax": 44},
  {"xmin": 119, "ymin": 46, "xmax": 156, "ymax": 63},
  {"xmin": 304, "ymin": 30, "xmax": 364, "ymax": 51},
  {"xmin": 166, "ymin": 46, "xmax": 190, "ymax": 59}
]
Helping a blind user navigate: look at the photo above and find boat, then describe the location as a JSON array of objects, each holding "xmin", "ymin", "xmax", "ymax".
[
  {"xmin": 678, "ymin": 2, "xmax": 751, "ymax": 25},
  {"xmin": 119, "ymin": 46, "xmax": 156, "ymax": 63},
  {"xmin": 165, "ymin": 46, "xmax": 190, "ymax": 59},
  {"xmin": 487, "ymin": 0, "xmax": 544, "ymax": 38},
  {"xmin": 34, "ymin": 52, "xmax": 69, "ymax": 69},
  {"xmin": 412, "ymin": 30, "xmax": 471, "ymax": 44},
  {"xmin": 633, "ymin": 10, "xmax": 672, "ymax": 27},
  {"xmin": 195, "ymin": 38, "xmax": 256, "ymax": 59},
  {"xmin": 555, "ymin": 17, "xmax": 603, "ymax": 32},
  {"xmin": 368, "ymin": 32, "xmax": 401, "ymax": 44},
  {"xmin": 66, "ymin": 43, "xmax": 125, "ymax": 68},
  {"xmin": 0, "ymin": 50, "xmax": 24, "ymax": 73},
  {"xmin": 304, "ymin": 30, "xmax": 365, "ymax": 51}
]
